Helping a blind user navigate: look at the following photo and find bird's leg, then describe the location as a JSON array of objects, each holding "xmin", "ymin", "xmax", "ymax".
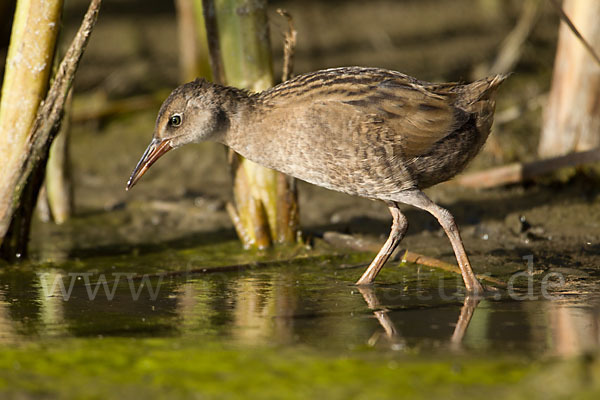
[
  {"xmin": 356, "ymin": 202, "xmax": 408, "ymax": 285},
  {"xmin": 395, "ymin": 190, "xmax": 484, "ymax": 295}
]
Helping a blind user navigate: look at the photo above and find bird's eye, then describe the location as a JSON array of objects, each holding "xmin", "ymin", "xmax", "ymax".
[{"xmin": 169, "ymin": 114, "xmax": 182, "ymax": 127}]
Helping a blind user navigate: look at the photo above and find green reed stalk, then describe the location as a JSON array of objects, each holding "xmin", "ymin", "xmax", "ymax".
[{"xmin": 206, "ymin": 0, "xmax": 299, "ymax": 248}]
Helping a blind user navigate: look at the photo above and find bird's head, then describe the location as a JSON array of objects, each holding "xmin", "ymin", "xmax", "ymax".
[{"xmin": 126, "ymin": 78, "xmax": 226, "ymax": 190}]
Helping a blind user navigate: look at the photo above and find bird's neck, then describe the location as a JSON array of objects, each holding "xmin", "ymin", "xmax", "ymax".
[{"xmin": 218, "ymin": 89, "xmax": 276, "ymax": 165}]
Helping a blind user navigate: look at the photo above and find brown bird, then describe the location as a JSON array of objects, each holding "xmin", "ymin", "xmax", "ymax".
[{"xmin": 127, "ymin": 67, "xmax": 507, "ymax": 294}]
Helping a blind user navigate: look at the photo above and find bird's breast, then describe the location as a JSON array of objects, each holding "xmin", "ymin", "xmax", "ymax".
[{"xmin": 226, "ymin": 114, "xmax": 415, "ymax": 200}]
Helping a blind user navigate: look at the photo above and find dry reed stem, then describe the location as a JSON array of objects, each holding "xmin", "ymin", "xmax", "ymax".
[
  {"xmin": 0, "ymin": 0, "xmax": 101, "ymax": 252},
  {"xmin": 276, "ymin": 8, "xmax": 297, "ymax": 82},
  {"xmin": 549, "ymin": 0, "xmax": 600, "ymax": 67},
  {"xmin": 455, "ymin": 148, "xmax": 600, "ymax": 189}
]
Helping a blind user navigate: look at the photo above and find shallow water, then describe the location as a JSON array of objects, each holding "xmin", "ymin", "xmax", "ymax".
[
  {"xmin": 2, "ymin": 245, "xmax": 598, "ymax": 358},
  {"xmin": 2, "ymin": 240, "xmax": 600, "ymax": 398}
]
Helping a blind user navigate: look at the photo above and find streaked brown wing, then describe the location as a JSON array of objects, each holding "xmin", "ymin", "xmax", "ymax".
[
  {"xmin": 263, "ymin": 70, "xmax": 467, "ymax": 159},
  {"xmin": 340, "ymin": 79, "xmax": 467, "ymax": 158}
]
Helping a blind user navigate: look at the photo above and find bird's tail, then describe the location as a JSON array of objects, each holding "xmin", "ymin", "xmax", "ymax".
[
  {"xmin": 461, "ymin": 73, "xmax": 510, "ymax": 106},
  {"xmin": 459, "ymin": 73, "xmax": 510, "ymax": 135}
]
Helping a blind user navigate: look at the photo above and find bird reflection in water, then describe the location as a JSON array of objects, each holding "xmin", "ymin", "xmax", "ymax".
[{"xmin": 357, "ymin": 285, "xmax": 481, "ymax": 351}]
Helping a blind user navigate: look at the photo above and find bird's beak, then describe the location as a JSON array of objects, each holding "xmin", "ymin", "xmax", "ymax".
[{"xmin": 126, "ymin": 138, "xmax": 172, "ymax": 190}]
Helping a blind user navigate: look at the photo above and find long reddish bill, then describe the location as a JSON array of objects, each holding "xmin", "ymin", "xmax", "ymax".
[{"xmin": 126, "ymin": 139, "xmax": 172, "ymax": 190}]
